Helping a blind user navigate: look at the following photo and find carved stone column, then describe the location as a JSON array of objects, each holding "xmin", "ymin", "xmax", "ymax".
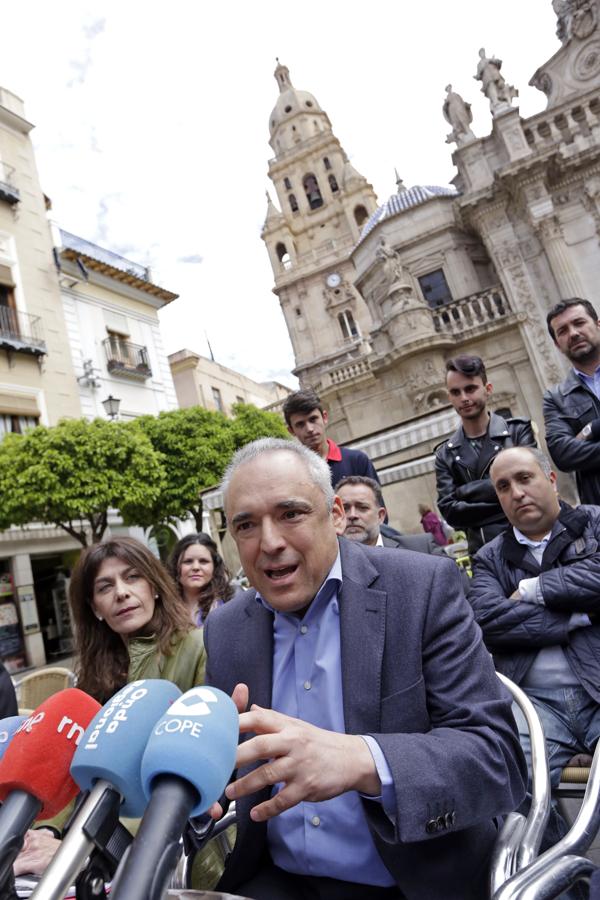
[{"xmin": 534, "ymin": 215, "xmax": 587, "ymax": 298}]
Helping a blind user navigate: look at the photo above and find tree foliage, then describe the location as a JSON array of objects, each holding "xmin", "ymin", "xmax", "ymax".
[
  {"xmin": 0, "ymin": 418, "xmax": 164, "ymax": 546},
  {"xmin": 133, "ymin": 403, "xmax": 289, "ymax": 531}
]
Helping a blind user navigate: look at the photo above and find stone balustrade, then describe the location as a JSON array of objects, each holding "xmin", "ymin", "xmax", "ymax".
[
  {"xmin": 432, "ymin": 286, "xmax": 512, "ymax": 335},
  {"xmin": 327, "ymin": 356, "xmax": 372, "ymax": 386},
  {"xmin": 523, "ymin": 91, "xmax": 600, "ymax": 156}
]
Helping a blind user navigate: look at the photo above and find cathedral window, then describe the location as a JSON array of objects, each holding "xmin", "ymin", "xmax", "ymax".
[
  {"xmin": 303, "ymin": 173, "xmax": 323, "ymax": 210},
  {"xmin": 418, "ymin": 269, "xmax": 453, "ymax": 309},
  {"xmin": 354, "ymin": 205, "xmax": 368, "ymax": 227},
  {"xmin": 328, "ymin": 174, "xmax": 339, "ymax": 193},
  {"xmin": 338, "ymin": 310, "xmax": 359, "ymax": 341},
  {"xmin": 323, "ymin": 157, "xmax": 332, "ymax": 170},
  {"xmin": 285, "ymin": 105, "xmax": 293, "ymax": 113},
  {"xmin": 306, "ymin": 100, "xmax": 313, "ymax": 107},
  {"xmin": 289, "ymin": 194, "xmax": 299, "ymax": 213},
  {"xmin": 284, "ymin": 177, "xmax": 292, "ymax": 190},
  {"xmin": 276, "ymin": 242, "xmax": 292, "ymax": 270}
]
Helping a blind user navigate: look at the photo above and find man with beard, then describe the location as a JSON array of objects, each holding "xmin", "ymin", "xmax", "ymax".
[
  {"xmin": 544, "ymin": 298, "xmax": 600, "ymax": 505},
  {"xmin": 435, "ymin": 355, "xmax": 536, "ymax": 556}
]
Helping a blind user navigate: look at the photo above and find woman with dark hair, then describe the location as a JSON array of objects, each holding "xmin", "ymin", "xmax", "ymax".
[
  {"xmin": 167, "ymin": 533, "xmax": 234, "ymax": 628},
  {"xmin": 70, "ymin": 536, "xmax": 206, "ymax": 703},
  {"xmin": 16, "ymin": 537, "xmax": 225, "ymax": 884}
]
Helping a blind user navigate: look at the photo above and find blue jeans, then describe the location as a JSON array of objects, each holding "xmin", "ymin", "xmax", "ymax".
[
  {"xmin": 512, "ymin": 685, "xmax": 600, "ymax": 899},
  {"xmin": 512, "ymin": 685, "xmax": 600, "ymax": 788}
]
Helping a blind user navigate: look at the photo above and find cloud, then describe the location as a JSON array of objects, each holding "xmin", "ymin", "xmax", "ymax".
[
  {"xmin": 67, "ymin": 17, "xmax": 106, "ymax": 87},
  {"xmin": 177, "ymin": 254, "xmax": 203, "ymax": 264}
]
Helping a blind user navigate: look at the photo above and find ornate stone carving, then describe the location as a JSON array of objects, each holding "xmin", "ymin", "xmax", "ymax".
[
  {"xmin": 474, "ymin": 48, "xmax": 518, "ymax": 115},
  {"xmin": 376, "ymin": 237, "xmax": 410, "ymax": 289},
  {"xmin": 553, "ymin": 0, "xmax": 598, "ymax": 43},
  {"xmin": 574, "ymin": 39, "xmax": 600, "ymax": 79},
  {"xmin": 443, "ymin": 85, "xmax": 476, "ymax": 146}
]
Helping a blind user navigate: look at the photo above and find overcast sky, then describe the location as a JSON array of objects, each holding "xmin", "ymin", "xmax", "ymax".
[{"xmin": 1, "ymin": 1, "xmax": 559, "ymax": 387}]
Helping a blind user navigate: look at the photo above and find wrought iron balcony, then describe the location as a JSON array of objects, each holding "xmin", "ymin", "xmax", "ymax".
[
  {"xmin": 431, "ymin": 286, "xmax": 513, "ymax": 336},
  {"xmin": 0, "ymin": 164, "xmax": 20, "ymax": 206},
  {"xmin": 103, "ymin": 337, "xmax": 152, "ymax": 378},
  {"xmin": 0, "ymin": 306, "xmax": 46, "ymax": 356}
]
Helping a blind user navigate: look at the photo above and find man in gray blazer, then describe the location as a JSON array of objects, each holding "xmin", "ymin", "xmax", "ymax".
[
  {"xmin": 335, "ymin": 475, "xmax": 445, "ymax": 556},
  {"xmin": 204, "ymin": 438, "xmax": 526, "ymax": 900}
]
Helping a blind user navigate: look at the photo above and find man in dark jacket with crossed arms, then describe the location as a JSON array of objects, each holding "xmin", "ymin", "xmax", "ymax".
[{"xmin": 469, "ymin": 446, "xmax": 600, "ymax": 798}]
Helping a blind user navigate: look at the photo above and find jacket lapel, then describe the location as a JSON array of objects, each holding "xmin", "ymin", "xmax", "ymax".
[
  {"xmin": 236, "ymin": 593, "xmax": 273, "ymax": 710},
  {"xmin": 338, "ymin": 540, "xmax": 386, "ymax": 735},
  {"xmin": 476, "ymin": 413, "xmax": 510, "ymax": 477}
]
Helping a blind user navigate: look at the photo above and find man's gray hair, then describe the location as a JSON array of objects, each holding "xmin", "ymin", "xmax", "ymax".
[
  {"xmin": 491, "ymin": 446, "xmax": 553, "ymax": 479},
  {"xmin": 221, "ymin": 437, "xmax": 335, "ymax": 511}
]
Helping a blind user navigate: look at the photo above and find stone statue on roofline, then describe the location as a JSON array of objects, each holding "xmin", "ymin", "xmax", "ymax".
[
  {"xmin": 376, "ymin": 237, "xmax": 410, "ymax": 290},
  {"xmin": 553, "ymin": 0, "xmax": 598, "ymax": 43},
  {"xmin": 474, "ymin": 48, "xmax": 518, "ymax": 115},
  {"xmin": 443, "ymin": 84, "xmax": 476, "ymax": 145}
]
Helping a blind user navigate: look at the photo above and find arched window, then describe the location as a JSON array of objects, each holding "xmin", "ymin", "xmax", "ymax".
[
  {"xmin": 338, "ymin": 310, "xmax": 359, "ymax": 341},
  {"xmin": 328, "ymin": 174, "xmax": 339, "ymax": 193},
  {"xmin": 289, "ymin": 193, "xmax": 298, "ymax": 213},
  {"xmin": 303, "ymin": 173, "xmax": 323, "ymax": 210},
  {"xmin": 275, "ymin": 242, "xmax": 292, "ymax": 270},
  {"xmin": 323, "ymin": 157, "xmax": 332, "ymax": 170},
  {"xmin": 354, "ymin": 205, "xmax": 368, "ymax": 227},
  {"xmin": 283, "ymin": 177, "xmax": 292, "ymax": 190}
]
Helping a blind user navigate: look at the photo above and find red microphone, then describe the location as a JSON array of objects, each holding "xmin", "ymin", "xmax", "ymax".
[{"xmin": 0, "ymin": 688, "xmax": 100, "ymax": 891}]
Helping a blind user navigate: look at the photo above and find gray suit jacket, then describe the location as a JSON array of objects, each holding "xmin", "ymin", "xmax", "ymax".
[
  {"xmin": 381, "ymin": 531, "xmax": 445, "ymax": 556},
  {"xmin": 204, "ymin": 539, "xmax": 526, "ymax": 899}
]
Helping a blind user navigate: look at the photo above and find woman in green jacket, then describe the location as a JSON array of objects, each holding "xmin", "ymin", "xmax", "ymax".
[{"xmin": 16, "ymin": 537, "xmax": 225, "ymax": 888}]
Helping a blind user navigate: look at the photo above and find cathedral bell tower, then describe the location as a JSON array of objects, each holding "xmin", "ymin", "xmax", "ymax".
[{"xmin": 261, "ymin": 61, "xmax": 378, "ymax": 387}]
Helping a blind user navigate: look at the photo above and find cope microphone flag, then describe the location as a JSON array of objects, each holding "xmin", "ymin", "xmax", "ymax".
[
  {"xmin": 31, "ymin": 679, "xmax": 182, "ymax": 900},
  {"xmin": 110, "ymin": 685, "xmax": 238, "ymax": 900},
  {"xmin": 0, "ymin": 689, "xmax": 100, "ymax": 893}
]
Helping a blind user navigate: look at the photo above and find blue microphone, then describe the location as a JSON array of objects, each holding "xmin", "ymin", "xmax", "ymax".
[
  {"xmin": 111, "ymin": 685, "xmax": 238, "ymax": 900},
  {"xmin": 0, "ymin": 718, "xmax": 27, "ymax": 764},
  {"xmin": 32, "ymin": 679, "xmax": 181, "ymax": 900}
]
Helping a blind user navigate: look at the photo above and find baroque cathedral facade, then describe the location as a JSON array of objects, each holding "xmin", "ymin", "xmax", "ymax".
[{"xmin": 261, "ymin": 2, "xmax": 600, "ymax": 531}]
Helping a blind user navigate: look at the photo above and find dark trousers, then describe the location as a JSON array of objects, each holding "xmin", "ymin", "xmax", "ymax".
[{"xmin": 234, "ymin": 859, "xmax": 403, "ymax": 900}]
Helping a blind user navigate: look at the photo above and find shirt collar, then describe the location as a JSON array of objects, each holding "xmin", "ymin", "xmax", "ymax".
[
  {"xmin": 326, "ymin": 437, "xmax": 342, "ymax": 462},
  {"xmin": 375, "ymin": 533, "xmax": 384, "ymax": 547},
  {"xmin": 574, "ymin": 365, "xmax": 600, "ymax": 382},
  {"xmin": 255, "ymin": 549, "xmax": 342, "ymax": 622},
  {"xmin": 512, "ymin": 526, "xmax": 552, "ymax": 549}
]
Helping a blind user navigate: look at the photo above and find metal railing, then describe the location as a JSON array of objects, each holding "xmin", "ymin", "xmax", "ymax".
[
  {"xmin": 102, "ymin": 337, "xmax": 151, "ymax": 377},
  {"xmin": 0, "ymin": 162, "xmax": 20, "ymax": 206},
  {"xmin": 0, "ymin": 306, "xmax": 46, "ymax": 354},
  {"xmin": 432, "ymin": 286, "xmax": 512, "ymax": 336}
]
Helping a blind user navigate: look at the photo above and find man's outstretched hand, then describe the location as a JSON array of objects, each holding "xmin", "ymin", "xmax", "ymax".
[{"xmin": 224, "ymin": 685, "xmax": 381, "ymax": 822}]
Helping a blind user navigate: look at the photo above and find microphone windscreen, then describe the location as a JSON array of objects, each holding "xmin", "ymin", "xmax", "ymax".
[
  {"xmin": 0, "ymin": 717, "xmax": 27, "ymax": 764},
  {"xmin": 71, "ymin": 679, "xmax": 182, "ymax": 817},
  {"xmin": 141, "ymin": 685, "xmax": 238, "ymax": 816},
  {"xmin": 0, "ymin": 689, "xmax": 101, "ymax": 818}
]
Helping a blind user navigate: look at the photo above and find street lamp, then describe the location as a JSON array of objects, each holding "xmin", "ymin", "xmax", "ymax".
[{"xmin": 102, "ymin": 395, "xmax": 121, "ymax": 420}]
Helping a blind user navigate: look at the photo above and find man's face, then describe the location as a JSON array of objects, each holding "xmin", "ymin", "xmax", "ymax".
[
  {"xmin": 491, "ymin": 448, "xmax": 560, "ymax": 539},
  {"xmin": 550, "ymin": 304, "xmax": 600, "ymax": 364},
  {"xmin": 446, "ymin": 370, "xmax": 492, "ymax": 421},
  {"xmin": 287, "ymin": 408, "xmax": 329, "ymax": 454},
  {"xmin": 225, "ymin": 451, "xmax": 345, "ymax": 614},
  {"xmin": 337, "ymin": 482, "xmax": 385, "ymax": 546}
]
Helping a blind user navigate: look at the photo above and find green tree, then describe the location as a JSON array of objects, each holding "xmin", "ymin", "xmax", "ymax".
[
  {"xmin": 134, "ymin": 403, "xmax": 289, "ymax": 531},
  {"xmin": 0, "ymin": 418, "xmax": 164, "ymax": 546}
]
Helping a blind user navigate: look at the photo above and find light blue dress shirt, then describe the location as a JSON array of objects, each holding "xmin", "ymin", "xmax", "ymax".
[
  {"xmin": 575, "ymin": 365, "xmax": 600, "ymax": 399},
  {"xmin": 256, "ymin": 551, "xmax": 396, "ymax": 886}
]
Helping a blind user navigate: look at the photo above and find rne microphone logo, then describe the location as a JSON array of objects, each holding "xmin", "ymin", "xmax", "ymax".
[
  {"xmin": 167, "ymin": 688, "xmax": 219, "ymax": 718},
  {"xmin": 17, "ymin": 711, "xmax": 46, "ymax": 734}
]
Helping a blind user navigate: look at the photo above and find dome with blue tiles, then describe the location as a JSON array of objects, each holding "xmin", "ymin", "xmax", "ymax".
[{"xmin": 357, "ymin": 182, "xmax": 460, "ymax": 245}]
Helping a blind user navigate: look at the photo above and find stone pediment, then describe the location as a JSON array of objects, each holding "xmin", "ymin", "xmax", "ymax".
[{"xmin": 530, "ymin": 2, "xmax": 600, "ymax": 108}]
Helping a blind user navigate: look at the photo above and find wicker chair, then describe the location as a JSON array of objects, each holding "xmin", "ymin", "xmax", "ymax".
[{"xmin": 14, "ymin": 666, "xmax": 76, "ymax": 715}]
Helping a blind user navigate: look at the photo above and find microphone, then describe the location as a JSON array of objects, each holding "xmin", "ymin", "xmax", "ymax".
[
  {"xmin": 32, "ymin": 679, "xmax": 182, "ymax": 900},
  {"xmin": 0, "ymin": 689, "xmax": 100, "ymax": 894},
  {"xmin": 0, "ymin": 719, "xmax": 27, "ymax": 764},
  {"xmin": 111, "ymin": 685, "xmax": 238, "ymax": 900}
]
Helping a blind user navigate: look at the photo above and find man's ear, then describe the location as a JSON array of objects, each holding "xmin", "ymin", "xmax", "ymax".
[
  {"xmin": 286, "ymin": 423, "xmax": 294, "ymax": 436},
  {"xmin": 378, "ymin": 507, "xmax": 387, "ymax": 524},
  {"xmin": 322, "ymin": 409, "xmax": 329, "ymax": 427},
  {"xmin": 331, "ymin": 495, "xmax": 346, "ymax": 535},
  {"xmin": 485, "ymin": 382, "xmax": 493, "ymax": 397}
]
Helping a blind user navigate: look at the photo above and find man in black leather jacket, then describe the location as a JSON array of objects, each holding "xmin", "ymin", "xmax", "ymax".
[
  {"xmin": 543, "ymin": 297, "xmax": 600, "ymax": 505},
  {"xmin": 435, "ymin": 355, "xmax": 536, "ymax": 556}
]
